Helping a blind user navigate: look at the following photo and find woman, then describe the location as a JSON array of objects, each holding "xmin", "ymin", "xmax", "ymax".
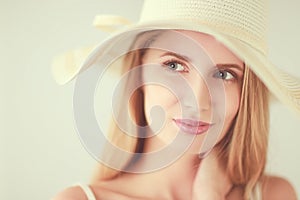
[{"xmin": 52, "ymin": 0, "xmax": 299, "ymax": 199}]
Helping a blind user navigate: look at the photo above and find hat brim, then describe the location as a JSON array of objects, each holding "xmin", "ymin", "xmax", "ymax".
[{"xmin": 52, "ymin": 20, "xmax": 300, "ymax": 116}]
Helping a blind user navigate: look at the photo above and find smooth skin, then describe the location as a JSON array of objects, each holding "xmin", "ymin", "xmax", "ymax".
[{"xmin": 52, "ymin": 31, "xmax": 297, "ymax": 200}]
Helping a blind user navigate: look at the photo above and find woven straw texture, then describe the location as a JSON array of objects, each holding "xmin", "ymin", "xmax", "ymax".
[
  {"xmin": 52, "ymin": 0, "xmax": 300, "ymax": 116},
  {"xmin": 140, "ymin": 0, "xmax": 268, "ymax": 55}
]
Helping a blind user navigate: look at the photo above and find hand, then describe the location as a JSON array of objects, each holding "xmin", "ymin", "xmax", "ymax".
[{"xmin": 192, "ymin": 149, "xmax": 232, "ymax": 200}]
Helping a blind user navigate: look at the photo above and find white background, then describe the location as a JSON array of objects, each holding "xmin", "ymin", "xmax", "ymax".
[{"xmin": 1, "ymin": 0, "xmax": 300, "ymax": 199}]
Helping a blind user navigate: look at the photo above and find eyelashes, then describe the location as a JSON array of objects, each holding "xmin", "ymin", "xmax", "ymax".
[
  {"xmin": 161, "ymin": 59, "xmax": 238, "ymax": 82},
  {"xmin": 162, "ymin": 59, "xmax": 189, "ymax": 73},
  {"xmin": 213, "ymin": 68, "xmax": 237, "ymax": 81}
]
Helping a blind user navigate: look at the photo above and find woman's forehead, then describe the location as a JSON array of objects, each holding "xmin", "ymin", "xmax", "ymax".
[{"xmin": 146, "ymin": 30, "xmax": 244, "ymax": 69}]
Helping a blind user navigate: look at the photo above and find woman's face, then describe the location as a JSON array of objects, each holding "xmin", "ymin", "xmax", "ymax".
[{"xmin": 141, "ymin": 30, "xmax": 244, "ymax": 153}]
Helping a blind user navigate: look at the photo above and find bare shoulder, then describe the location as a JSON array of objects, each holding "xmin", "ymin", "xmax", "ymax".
[
  {"xmin": 51, "ymin": 186, "xmax": 87, "ymax": 200},
  {"xmin": 262, "ymin": 175, "xmax": 297, "ymax": 200}
]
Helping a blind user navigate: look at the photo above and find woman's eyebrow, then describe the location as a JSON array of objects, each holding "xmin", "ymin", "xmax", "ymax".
[
  {"xmin": 160, "ymin": 52, "xmax": 244, "ymax": 72},
  {"xmin": 216, "ymin": 63, "xmax": 244, "ymax": 73},
  {"xmin": 160, "ymin": 52, "xmax": 191, "ymax": 62}
]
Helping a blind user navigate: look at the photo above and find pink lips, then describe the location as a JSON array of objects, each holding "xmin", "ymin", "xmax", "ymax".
[{"xmin": 173, "ymin": 119, "xmax": 212, "ymax": 135}]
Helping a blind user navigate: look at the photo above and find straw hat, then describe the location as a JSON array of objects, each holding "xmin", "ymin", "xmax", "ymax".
[{"xmin": 52, "ymin": 0, "xmax": 300, "ymax": 116}]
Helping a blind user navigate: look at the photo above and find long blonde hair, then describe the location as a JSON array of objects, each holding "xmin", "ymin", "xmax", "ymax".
[
  {"xmin": 91, "ymin": 31, "xmax": 270, "ymax": 199},
  {"xmin": 216, "ymin": 65, "xmax": 270, "ymax": 199}
]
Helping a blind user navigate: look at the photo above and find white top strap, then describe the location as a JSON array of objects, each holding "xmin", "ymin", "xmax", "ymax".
[
  {"xmin": 77, "ymin": 183, "xmax": 97, "ymax": 200},
  {"xmin": 252, "ymin": 182, "xmax": 262, "ymax": 200}
]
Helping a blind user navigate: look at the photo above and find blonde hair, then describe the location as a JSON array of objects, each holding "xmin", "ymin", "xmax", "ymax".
[
  {"xmin": 211, "ymin": 64, "xmax": 269, "ymax": 199},
  {"xmin": 91, "ymin": 31, "xmax": 270, "ymax": 199},
  {"xmin": 91, "ymin": 42, "xmax": 147, "ymax": 181},
  {"xmin": 226, "ymin": 66, "xmax": 269, "ymax": 199}
]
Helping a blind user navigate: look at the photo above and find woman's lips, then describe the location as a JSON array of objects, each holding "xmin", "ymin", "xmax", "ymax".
[{"xmin": 173, "ymin": 119, "xmax": 213, "ymax": 135}]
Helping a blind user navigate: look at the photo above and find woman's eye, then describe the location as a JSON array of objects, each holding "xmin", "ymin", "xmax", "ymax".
[
  {"xmin": 213, "ymin": 70, "xmax": 235, "ymax": 80},
  {"xmin": 164, "ymin": 61, "xmax": 186, "ymax": 72}
]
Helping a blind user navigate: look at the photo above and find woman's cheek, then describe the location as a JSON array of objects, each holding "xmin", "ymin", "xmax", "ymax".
[
  {"xmin": 222, "ymin": 88, "xmax": 241, "ymax": 132},
  {"xmin": 143, "ymin": 85, "xmax": 179, "ymax": 122}
]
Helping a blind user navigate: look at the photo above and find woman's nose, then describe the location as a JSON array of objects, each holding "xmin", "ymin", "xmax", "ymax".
[
  {"xmin": 192, "ymin": 75, "xmax": 212, "ymax": 112},
  {"xmin": 178, "ymin": 74, "xmax": 212, "ymax": 115}
]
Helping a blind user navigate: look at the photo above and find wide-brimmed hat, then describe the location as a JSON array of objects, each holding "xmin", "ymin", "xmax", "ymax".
[{"xmin": 52, "ymin": 0, "xmax": 300, "ymax": 116}]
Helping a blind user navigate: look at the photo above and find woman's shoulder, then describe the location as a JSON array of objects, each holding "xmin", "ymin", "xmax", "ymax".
[
  {"xmin": 51, "ymin": 185, "xmax": 88, "ymax": 200},
  {"xmin": 261, "ymin": 175, "xmax": 297, "ymax": 200},
  {"xmin": 51, "ymin": 182, "xmax": 120, "ymax": 200}
]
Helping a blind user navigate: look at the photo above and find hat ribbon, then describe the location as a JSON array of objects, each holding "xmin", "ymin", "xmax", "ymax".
[{"xmin": 93, "ymin": 14, "xmax": 132, "ymax": 32}]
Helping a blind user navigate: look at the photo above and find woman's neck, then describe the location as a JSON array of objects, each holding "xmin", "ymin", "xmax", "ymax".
[{"xmin": 113, "ymin": 140, "xmax": 201, "ymax": 199}]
